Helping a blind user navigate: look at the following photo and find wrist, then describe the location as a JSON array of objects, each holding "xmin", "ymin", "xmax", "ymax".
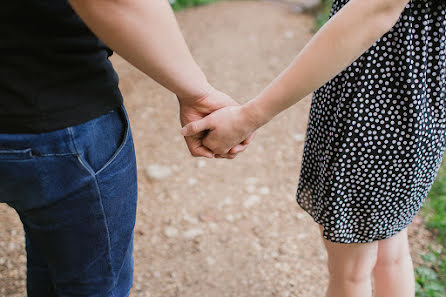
[
  {"xmin": 242, "ymin": 99, "xmax": 272, "ymax": 130},
  {"xmin": 176, "ymin": 81, "xmax": 214, "ymax": 106}
]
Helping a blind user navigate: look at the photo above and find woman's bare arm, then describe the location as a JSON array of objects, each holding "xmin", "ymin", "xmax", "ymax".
[
  {"xmin": 245, "ymin": 0, "xmax": 410, "ymax": 126},
  {"xmin": 182, "ymin": 0, "xmax": 411, "ymax": 154}
]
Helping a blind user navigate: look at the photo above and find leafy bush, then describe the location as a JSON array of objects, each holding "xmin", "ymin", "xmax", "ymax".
[
  {"xmin": 416, "ymin": 157, "xmax": 446, "ymax": 296},
  {"xmin": 170, "ymin": 0, "xmax": 219, "ymax": 11},
  {"xmin": 315, "ymin": 0, "xmax": 333, "ymax": 29}
]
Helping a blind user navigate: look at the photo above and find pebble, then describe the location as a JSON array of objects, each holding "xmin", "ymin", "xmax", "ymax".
[
  {"xmin": 183, "ymin": 212, "xmax": 199, "ymax": 224},
  {"xmin": 188, "ymin": 177, "xmax": 198, "ymax": 186},
  {"xmin": 225, "ymin": 214, "xmax": 235, "ymax": 223},
  {"xmin": 145, "ymin": 164, "xmax": 172, "ymax": 180},
  {"xmin": 245, "ymin": 184, "xmax": 256, "ymax": 193},
  {"xmin": 245, "ymin": 177, "xmax": 258, "ymax": 184},
  {"xmin": 164, "ymin": 226, "xmax": 179, "ymax": 238},
  {"xmin": 259, "ymin": 186, "xmax": 270, "ymax": 195},
  {"xmin": 206, "ymin": 257, "xmax": 216, "ymax": 265},
  {"xmin": 199, "ymin": 212, "xmax": 214, "ymax": 222},
  {"xmin": 284, "ymin": 31, "xmax": 294, "ymax": 39},
  {"xmin": 208, "ymin": 222, "xmax": 218, "ymax": 232},
  {"xmin": 243, "ymin": 195, "xmax": 261, "ymax": 209},
  {"xmin": 183, "ymin": 228, "xmax": 204, "ymax": 239},
  {"xmin": 293, "ymin": 134, "xmax": 305, "ymax": 142},
  {"xmin": 295, "ymin": 212, "xmax": 306, "ymax": 220}
]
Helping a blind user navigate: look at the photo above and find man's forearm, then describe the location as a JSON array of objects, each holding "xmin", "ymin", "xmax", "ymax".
[
  {"xmin": 69, "ymin": 0, "xmax": 211, "ymax": 102},
  {"xmin": 245, "ymin": 0, "xmax": 410, "ymax": 126}
]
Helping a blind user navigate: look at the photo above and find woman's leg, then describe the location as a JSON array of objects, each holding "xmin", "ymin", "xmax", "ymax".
[
  {"xmin": 373, "ymin": 228, "xmax": 415, "ymax": 297},
  {"xmin": 320, "ymin": 226, "xmax": 378, "ymax": 297}
]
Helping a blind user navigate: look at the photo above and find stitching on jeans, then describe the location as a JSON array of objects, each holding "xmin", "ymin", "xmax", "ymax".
[
  {"xmin": 95, "ymin": 107, "xmax": 130, "ymax": 176},
  {"xmin": 67, "ymin": 126, "xmax": 117, "ymax": 293},
  {"xmin": 35, "ymin": 153, "xmax": 76, "ymax": 157}
]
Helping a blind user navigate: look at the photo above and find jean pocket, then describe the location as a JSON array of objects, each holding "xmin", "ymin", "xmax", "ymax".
[
  {"xmin": 70, "ymin": 105, "xmax": 130, "ymax": 176},
  {"xmin": 0, "ymin": 148, "xmax": 45, "ymax": 208},
  {"xmin": 0, "ymin": 148, "xmax": 33, "ymax": 160}
]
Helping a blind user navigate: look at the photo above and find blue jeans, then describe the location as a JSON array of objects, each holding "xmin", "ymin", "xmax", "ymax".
[{"xmin": 0, "ymin": 105, "xmax": 138, "ymax": 297}]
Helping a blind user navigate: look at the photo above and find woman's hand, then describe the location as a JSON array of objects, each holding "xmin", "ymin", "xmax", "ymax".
[
  {"xmin": 181, "ymin": 104, "xmax": 260, "ymax": 156},
  {"xmin": 179, "ymin": 88, "xmax": 254, "ymax": 158}
]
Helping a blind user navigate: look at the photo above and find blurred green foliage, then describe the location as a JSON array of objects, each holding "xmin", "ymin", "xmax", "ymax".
[
  {"xmin": 416, "ymin": 157, "xmax": 446, "ymax": 296},
  {"xmin": 424, "ymin": 159, "xmax": 446, "ymax": 244},
  {"xmin": 170, "ymin": 0, "xmax": 219, "ymax": 11},
  {"xmin": 315, "ymin": 0, "xmax": 333, "ymax": 29}
]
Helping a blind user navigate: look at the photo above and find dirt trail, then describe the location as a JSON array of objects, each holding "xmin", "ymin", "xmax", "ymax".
[{"xmin": 0, "ymin": 2, "xmax": 432, "ymax": 297}]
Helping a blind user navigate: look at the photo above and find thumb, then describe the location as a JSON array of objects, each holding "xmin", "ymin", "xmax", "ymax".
[{"xmin": 181, "ymin": 117, "xmax": 213, "ymax": 137}]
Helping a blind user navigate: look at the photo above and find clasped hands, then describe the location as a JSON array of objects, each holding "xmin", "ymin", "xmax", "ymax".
[{"xmin": 179, "ymin": 88, "xmax": 260, "ymax": 159}]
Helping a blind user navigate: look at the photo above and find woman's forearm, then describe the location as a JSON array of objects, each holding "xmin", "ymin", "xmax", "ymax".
[
  {"xmin": 245, "ymin": 0, "xmax": 410, "ymax": 127},
  {"xmin": 68, "ymin": 0, "xmax": 211, "ymax": 102}
]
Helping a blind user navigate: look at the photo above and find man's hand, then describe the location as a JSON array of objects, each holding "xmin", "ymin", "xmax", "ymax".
[
  {"xmin": 181, "ymin": 104, "xmax": 259, "ymax": 156},
  {"xmin": 179, "ymin": 88, "xmax": 254, "ymax": 159}
]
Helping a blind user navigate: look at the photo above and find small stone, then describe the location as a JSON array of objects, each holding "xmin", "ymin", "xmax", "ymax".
[
  {"xmin": 206, "ymin": 257, "xmax": 216, "ymax": 265},
  {"xmin": 188, "ymin": 177, "xmax": 198, "ymax": 186},
  {"xmin": 183, "ymin": 212, "xmax": 199, "ymax": 224},
  {"xmin": 164, "ymin": 226, "xmax": 179, "ymax": 238},
  {"xmin": 253, "ymin": 242, "xmax": 263, "ymax": 251},
  {"xmin": 208, "ymin": 222, "xmax": 217, "ymax": 232},
  {"xmin": 293, "ymin": 134, "xmax": 305, "ymax": 142},
  {"xmin": 245, "ymin": 177, "xmax": 258, "ymax": 184},
  {"xmin": 223, "ymin": 197, "xmax": 233, "ymax": 205},
  {"xmin": 243, "ymin": 195, "xmax": 261, "ymax": 209},
  {"xmin": 297, "ymin": 234, "xmax": 307, "ymax": 240},
  {"xmin": 199, "ymin": 212, "xmax": 214, "ymax": 222},
  {"xmin": 245, "ymin": 184, "xmax": 256, "ymax": 193},
  {"xmin": 183, "ymin": 228, "xmax": 204, "ymax": 239},
  {"xmin": 259, "ymin": 186, "xmax": 270, "ymax": 195},
  {"xmin": 145, "ymin": 164, "xmax": 172, "ymax": 180},
  {"xmin": 296, "ymin": 212, "xmax": 306, "ymax": 220},
  {"xmin": 279, "ymin": 246, "xmax": 288, "ymax": 255},
  {"xmin": 197, "ymin": 160, "xmax": 206, "ymax": 168},
  {"xmin": 284, "ymin": 31, "xmax": 294, "ymax": 39},
  {"xmin": 225, "ymin": 214, "xmax": 235, "ymax": 222}
]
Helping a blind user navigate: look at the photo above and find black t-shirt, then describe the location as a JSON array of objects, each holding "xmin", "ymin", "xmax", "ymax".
[{"xmin": 0, "ymin": 0, "xmax": 123, "ymax": 133}]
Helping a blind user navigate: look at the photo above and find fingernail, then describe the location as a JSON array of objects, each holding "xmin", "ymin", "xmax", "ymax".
[{"xmin": 180, "ymin": 127, "xmax": 187, "ymax": 136}]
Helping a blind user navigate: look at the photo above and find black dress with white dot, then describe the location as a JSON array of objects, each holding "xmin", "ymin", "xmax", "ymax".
[{"xmin": 296, "ymin": 0, "xmax": 446, "ymax": 243}]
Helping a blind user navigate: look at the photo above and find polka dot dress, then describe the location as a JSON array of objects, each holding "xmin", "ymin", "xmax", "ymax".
[{"xmin": 296, "ymin": 0, "xmax": 446, "ymax": 243}]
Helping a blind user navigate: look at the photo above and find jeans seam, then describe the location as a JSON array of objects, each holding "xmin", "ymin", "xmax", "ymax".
[
  {"xmin": 67, "ymin": 127, "xmax": 117, "ymax": 294},
  {"xmin": 95, "ymin": 106, "xmax": 130, "ymax": 176}
]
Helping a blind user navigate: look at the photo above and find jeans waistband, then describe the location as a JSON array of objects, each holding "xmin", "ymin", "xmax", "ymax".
[{"xmin": 0, "ymin": 105, "xmax": 125, "ymax": 157}]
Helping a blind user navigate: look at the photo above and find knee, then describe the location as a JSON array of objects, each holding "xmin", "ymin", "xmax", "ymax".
[
  {"xmin": 375, "ymin": 246, "xmax": 406, "ymax": 269},
  {"xmin": 375, "ymin": 234, "xmax": 410, "ymax": 269},
  {"xmin": 327, "ymin": 248, "xmax": 378, "ymax": 284}
]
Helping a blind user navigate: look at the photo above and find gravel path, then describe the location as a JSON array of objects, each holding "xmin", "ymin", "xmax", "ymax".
[{"xmin": 0, "ymin": 2, "xmax": 433, "ymax": 297}]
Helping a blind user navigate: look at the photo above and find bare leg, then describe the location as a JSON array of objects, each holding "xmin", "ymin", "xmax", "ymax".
[
  {"xmin": 320, "ymin": 226, "xmax": 378, "ymax": 297},
  {"xmin": 373, "ymin": 228, "xmax": 415, "ymax": 297}
]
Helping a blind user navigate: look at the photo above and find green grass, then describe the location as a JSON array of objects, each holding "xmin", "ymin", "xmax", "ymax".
[
  {"xmin": 416, "ymin": 157, "xmax": 446, "ymax": 297},
  {"xmin": 170, "ymin": 0, "xmax": 219, "ymax": 11},
  {"xmin": 423, "ymin": 160, "xmax": 446, "ymax": 245}
]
